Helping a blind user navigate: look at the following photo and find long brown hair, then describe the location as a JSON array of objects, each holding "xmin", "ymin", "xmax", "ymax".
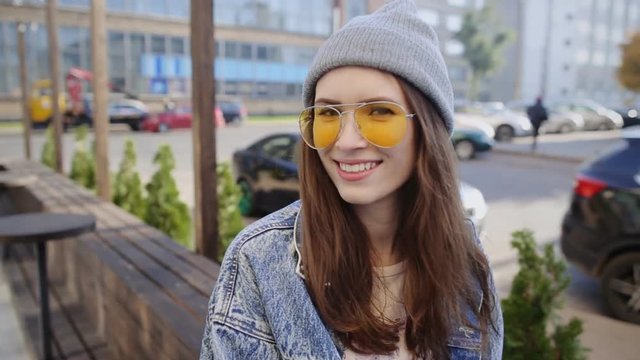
[{"xmin": 299, "ymin": 77, "xmax": 495, "ymax": 358}]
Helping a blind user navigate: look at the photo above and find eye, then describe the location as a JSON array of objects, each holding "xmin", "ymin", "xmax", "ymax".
[
  {"xmin": 315, "ymin": 107, "xmax": 339, "ymax": 118},
  {"xmin": 368, "ymin": 106, "xmax": 395, "ymax": 116}
]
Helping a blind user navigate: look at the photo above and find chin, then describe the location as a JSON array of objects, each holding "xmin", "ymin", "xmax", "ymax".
[{"xmin": 336, "ymin": 188, "xmax": 381, "ymax": 206}]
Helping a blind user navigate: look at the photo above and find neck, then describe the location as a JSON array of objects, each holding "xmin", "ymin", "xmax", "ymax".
[{"xmin": 353, "ymin": 196, "xmax": 402, "ymax": 267}]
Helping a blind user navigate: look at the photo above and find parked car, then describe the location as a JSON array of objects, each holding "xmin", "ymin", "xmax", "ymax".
[
  {"xmin": 508, "ymin": 103, "xmax": 585, "ymax": 134},
  {"xmin": 218, "ymin": 99, "xmax": 248, "ymax": 125},
  {"xmin": 455, "ymin": 101, "xmax": 532, "ymax": 142},
  {"xmin": 560, "ymin": 126, "xmax": 640, "ymax": 324},
  {"xmin": 613, "ymin": 107, "xmax": 640, "ymax": 128},
  {"xmin": 553, "ymin": 100, "xmax": 624, "ymax": 131},
  {"xmin": 141, "ymin": 103, "xmax": 225, "ymax": 132},
  {"xmin": 232, "ymin": 133, "xmax": 489, "ymax": 231},
  {"xmin": 451, "ymin": 127, "xmax": 494, "ymax": 160}
]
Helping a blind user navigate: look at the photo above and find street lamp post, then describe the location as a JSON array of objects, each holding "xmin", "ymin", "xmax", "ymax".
[
  {"xmin": 46, "ymin": 0, "xmax": 63, "ymax": 173},
  {"xmin": 17, "ymin": 21, "xmax": 31, "ymax": 160}
]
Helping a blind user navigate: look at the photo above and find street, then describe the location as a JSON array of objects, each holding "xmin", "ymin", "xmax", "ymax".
[{"xmin": 2, "ymin": 123, "xmax": 639, "ymax": 358}]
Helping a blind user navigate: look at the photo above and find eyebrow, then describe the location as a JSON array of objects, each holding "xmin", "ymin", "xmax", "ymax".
[{"xmin": 314, "ymin": 96, "xmax": 400, "ymax": 105}]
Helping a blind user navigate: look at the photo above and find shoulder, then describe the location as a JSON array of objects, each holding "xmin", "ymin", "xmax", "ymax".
[{"xmin": 224, "ymin": 200, "xmax": 301, "ymax": 261}]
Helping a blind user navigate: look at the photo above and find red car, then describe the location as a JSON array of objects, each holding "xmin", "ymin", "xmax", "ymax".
[{"xmin": 142, "ymin": 104, "xmax": 225, "ymax": 132}]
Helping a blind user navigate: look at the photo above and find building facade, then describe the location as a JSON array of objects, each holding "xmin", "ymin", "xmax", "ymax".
[
  {"xmin": 489, "ymin": 0, "xmax": 640, "ymax": 108},
  {"xmin": 0, "ymin": 0, "xmax": 331, "ymax": 118}
]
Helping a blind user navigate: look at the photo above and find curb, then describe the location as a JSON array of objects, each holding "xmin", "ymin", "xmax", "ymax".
[{"xmin": 492, "ymin": 147, "xmax": 585, "ymax": 164}]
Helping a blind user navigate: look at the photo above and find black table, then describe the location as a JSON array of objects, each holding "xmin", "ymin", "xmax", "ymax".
[{"xmin": 0, "ymin": 213, "xmax": 96, "ymax": 360}]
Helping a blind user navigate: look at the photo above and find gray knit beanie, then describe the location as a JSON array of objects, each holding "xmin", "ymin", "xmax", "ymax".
[{"xmin": 303, "ymin": 0, "xmax": 454, "ymax": 135}]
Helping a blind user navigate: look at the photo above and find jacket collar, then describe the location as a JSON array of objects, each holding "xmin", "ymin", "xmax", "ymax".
[{"xmin": 293, "ymin": 206, "xmax": 305, "ymax": 279}]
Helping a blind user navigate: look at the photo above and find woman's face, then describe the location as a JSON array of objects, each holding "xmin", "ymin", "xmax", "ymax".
[{"xmin": 314, "ymin": 66, "xmax": 417, "ymax": 207}]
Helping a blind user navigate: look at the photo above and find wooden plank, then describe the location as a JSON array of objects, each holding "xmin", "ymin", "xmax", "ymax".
[
  {"xmin": 77, "ymin": 233, "xmax": 203, "ymax": 357},
  {"xmin": 46, "ymin": 0, "xmax": 64, "ymax": 174},
  {"xmin": 98, "ymin": 230, "xmax": 208, "ymax": 320},
  {"xmin": 7, "ymin": 244, "xmax": 89, "ymax": 359}
]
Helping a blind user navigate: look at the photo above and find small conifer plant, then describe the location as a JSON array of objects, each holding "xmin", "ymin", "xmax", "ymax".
[
  {"xmin": 69, "ymin": 125, "xmax": 96, "ymax": 189},
  {"xmin": 112, "ymin": 139, "xmax": 146, "ymax": 218},
  {"xmin": 216, "ymin": 162, "xmax": 245, "ymax": 261},
  {"xmin": 40, "ymin": 124, "xmax": 56, "ymax": 170},
  {"xmin": 144, "ymin": 145, "xmax": 191, "ymax": 247},
  {"xmin": 502, "ymin": 229, "xmax": 588, "ymax": 360}
]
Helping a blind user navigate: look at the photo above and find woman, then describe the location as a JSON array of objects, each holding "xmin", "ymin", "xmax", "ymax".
[{"xmin": 200, "ymin": 1, "xmax": 503, "ymax": 359}]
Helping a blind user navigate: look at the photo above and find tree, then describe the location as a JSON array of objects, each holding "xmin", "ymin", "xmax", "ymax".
[
  {"xmin": 216, "ymin": 162, "xmax": 245, "ymax": 262},
  {"xmin": 69, "ymin": 125, "xmax": 96, "ymax": 190},
  {"xmin": 40, "ymin": 124, "xmax": 56, "ymax": 170},
  {"xmin": 144, "ymin": 145, "xmax": 192, "ymax": 248},
  {"xmin": 502, "ymin": 230, "xmax": 588, "ymax": 360},
  {"xmin": 617, "ymin": 32, "xmax": 640, "ymax": 95},
  {"xmin": 112, "ymin": 139, "xmax": 146, "ymax": 218},
  {"xmin": 454, "ymin": 4, "xmax": 513, "ymax": 100}
]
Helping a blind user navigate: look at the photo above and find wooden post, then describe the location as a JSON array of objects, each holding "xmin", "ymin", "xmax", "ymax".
[
  {"xmin": 17, "ymin": 22, "xmax": 32, "ymax": 160},
  {"xmin": 46, "ymin": 0, "xmax": 63, "ymax": 173},
  {"xmin": 191, "ymin": 0, "xmax": 218, "ymax": 260},
  {"xmin": 90, "ymin": 0, "xmax": 110, "ymax": 200}
]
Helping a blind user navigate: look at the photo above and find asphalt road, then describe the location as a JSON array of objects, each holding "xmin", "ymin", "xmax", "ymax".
[{"xmin": 2, "ymin": 123, "xmax": 639, "ymax": 357}]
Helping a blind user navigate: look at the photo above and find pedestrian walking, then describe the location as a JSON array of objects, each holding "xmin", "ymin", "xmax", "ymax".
[
  {"xmin": 526, "ymin": 97, "xmax": 549, "ymax": 152},
  {"xmin": 200, "ymin": 1, "xmax": 503, "ymax": 359}
]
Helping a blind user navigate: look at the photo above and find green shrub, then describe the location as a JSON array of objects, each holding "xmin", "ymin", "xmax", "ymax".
[
  {"xmin": 69, "ymin": 125, "xmax": 96, "ymax": 189},
  {"xmin": 144, "ymin": 144, "xmax": 191, "ymax": 248},
  {"xmin": 216, "ymin": 162, "xmax": 244, "ymax": 262},
  {"xmin": 40, "ymin": 124, "xmax": 56, "ymax": 169},
  {"xmin": 112, "ymin": 139, "xmax": 146, "ymax": 218},
  {"xmin": 502, "ymin": 229, "xmax": 588, "ymax": 360}
]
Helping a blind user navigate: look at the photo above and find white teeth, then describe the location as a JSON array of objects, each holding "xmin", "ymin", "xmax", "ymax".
[{"xmin": 339, "ymin": 162, "xmax": 378, "ymax": 173}]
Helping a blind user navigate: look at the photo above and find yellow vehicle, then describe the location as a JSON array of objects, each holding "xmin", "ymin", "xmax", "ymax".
[{"xmin": 29, "ymin": 79, "xmax": 67, "ymax": 127}]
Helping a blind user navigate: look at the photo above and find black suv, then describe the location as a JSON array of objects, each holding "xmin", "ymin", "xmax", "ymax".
[
  {"xmin": 218, "ymin": 100, "xmax": 247, "ymax": 125},
  {"xmin": 560, "ymin": 126, "xmax": 640, "ymax": 324}
]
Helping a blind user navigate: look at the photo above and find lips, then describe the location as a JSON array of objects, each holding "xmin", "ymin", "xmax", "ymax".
[{"xmin": 334, "ymin": 160, "xmax": 382, "ymax": 181}]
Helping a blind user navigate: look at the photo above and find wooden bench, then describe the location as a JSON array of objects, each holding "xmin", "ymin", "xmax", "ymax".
[{"xmin": 1, "ymin": 160, "xmax": 220, "ymax": 359}]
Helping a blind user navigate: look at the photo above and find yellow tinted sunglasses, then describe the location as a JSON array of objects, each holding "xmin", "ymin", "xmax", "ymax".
[{"xmin": 298, "ymin": 101, "xmax": 415, "ymax": 150}]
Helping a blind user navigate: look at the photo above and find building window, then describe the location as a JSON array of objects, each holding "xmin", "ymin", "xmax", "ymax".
[
  {"xmin": 447, "ymin": 15, "xmax": 462, "ymax": 32},
  {"xmin": 256, "ymin": 45, "xmax": 268, "ymax": 60},
  {"xmin": 225, "ymin": 41, "xmax": 238, "ymax": 58},
  {"xmin": 445, "ymin": 40, "xmax": 464, "ymax": 56},
  {"xmin": 564, "ymin": 39, "xmax": 572, "ymax": 47},
  {"xmin": 170, "ymin": 37, "xmax": 185, "ymax": 55},
  {"xmin": 448, "ymin": 0, "xmax": 467, "ymax": 7},
  {"xmin": 240, "ymin": 43, "xmax": 253, "ymax": 60},
  {"xmin": 418, "ymin": 9, "xmax": 439, "ymax": 27},
  {"xmin": 151, "ymin": 35, "xmax": 166, "ymax": 54}
]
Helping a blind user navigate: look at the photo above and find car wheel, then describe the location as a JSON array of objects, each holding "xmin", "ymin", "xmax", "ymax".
[
  {"xmin": 158, "ymin": 123, "xmax": 170, "ymax": 133},
  {"xmin": 237, "ymin": 179, "xmax": 255, "ymax": 216},
  {"xmin": 601, "ymin": 253, "xmax": 640, "ymax": 324},
  {"xmin": 129, "ymin": 119, "xmax": 141, "ymax": 131},
  {"xmin": 454, "ymin": 140, "xmax": 476, "ymax": 160},
  {"xmin": 559, "ymin": 124, "xmax": 573, "ymax": 133},
  {"xmin": 495, "ymin": 125, "xmax": 515, "ymax": 142},
  {"xmin": 231, "ymin": 116, "xmax": 242, "ymax": 126}
]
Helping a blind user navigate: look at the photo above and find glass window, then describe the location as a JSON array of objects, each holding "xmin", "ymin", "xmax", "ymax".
[
  {"xmin": 108, "ymin": 31, "xmax": 125, "ymax": 91},
  {"xmin": 170, "ymin": 37, "xmax": 185, "ymax": 55},
  {"xmin": 256, "ymin": 45, "xmax": 268, "ymax": 60},
  {"xmin": 448, "ymin": 0, "xmax": 467, "ymax": 7},
  {"xmin": 129, "ymin": 33, "xmax": 147, "ymax": 94},
  {"xmin": 447, "ymin": 15, "xmax": 462, "ymax": 32},
  {"xmin": 225, "ymin": 41, "xmax": 237, "ymax": 58},
  {"xmin": 445, "ymin": 40, "xmax": 464, "ymax": 55},
  {"xmin": 107, "ymin": 0, "xmax": 125, "ymax": 12},
  {"xmin": 418, "ymin": 9, "xmax": 439, "ymax": 27},
  {"xmin": 151, "ymin": 35, "xmax": 166, "ymax": 54},
  {"xmin": 261, "ymin": 135, "xmax": 295, "ymax": 161},
  {"xmin": 59, "ymin": 0, "xmax": 89, "ymax": 7},
  {"xmin": 240, "ymin": 43, "xmax": 252, "ymax": 60},
  {"xmin": 167, "ymin": 0, "xmax": 189, "ymax": 18}
]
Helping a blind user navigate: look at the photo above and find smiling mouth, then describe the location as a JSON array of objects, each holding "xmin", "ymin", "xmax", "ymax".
[{"xmin": 336, "ymin": 161, "xmax": 381, "ymax": 173}]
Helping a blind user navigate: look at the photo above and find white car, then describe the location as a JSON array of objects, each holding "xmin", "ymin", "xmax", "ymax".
[
  {"xmin": 455, "ymin": 101, "xmax": 532, "ymax": 142},
  {"xmin": 460, "ymin": 180, "xmax": 488, "ymax": 234}
]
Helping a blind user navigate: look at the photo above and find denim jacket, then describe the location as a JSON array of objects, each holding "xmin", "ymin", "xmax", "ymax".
[{"xmin": 200, "ymin": 201, "xmax": 504, "ymax": 359}]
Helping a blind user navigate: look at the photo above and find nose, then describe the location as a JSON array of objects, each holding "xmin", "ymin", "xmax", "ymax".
[{"xmin": 333, "ymin": 112, "xmax": 368, "ymax": 150}]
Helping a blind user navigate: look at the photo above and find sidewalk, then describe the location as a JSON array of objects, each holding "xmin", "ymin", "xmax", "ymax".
[
  {"xmin": 0, "ymin": 260, "xmax": 31, "ymax": 360},
  {"xmin": 491, "ymin": 129, "xmax": 625, "ymax": 163}
]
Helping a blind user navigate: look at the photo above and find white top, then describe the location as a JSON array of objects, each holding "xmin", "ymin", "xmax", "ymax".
[{"xmin": 343, "ymin": 261, "xmax": 413, "ymax": 360}]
